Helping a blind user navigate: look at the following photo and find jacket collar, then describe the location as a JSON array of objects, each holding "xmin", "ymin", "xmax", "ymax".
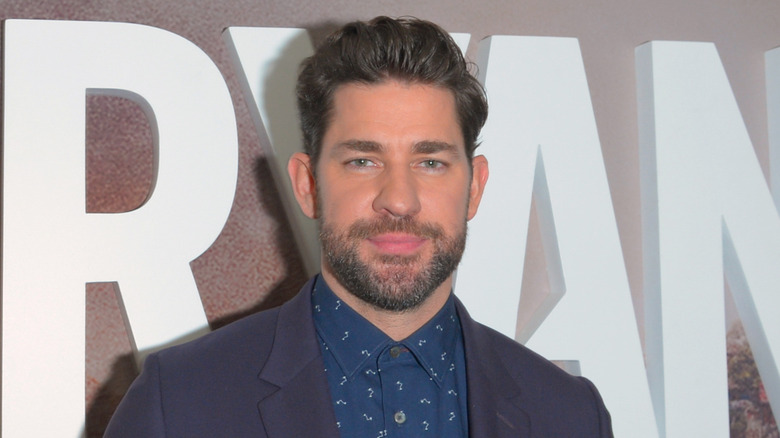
[
  {"xmin": 256, "ymin": 277, "xmax": 341, "ymax": 438},
  {"xmin": 455, "ymin": 297, "xmax": 532, "ymax": 437}
]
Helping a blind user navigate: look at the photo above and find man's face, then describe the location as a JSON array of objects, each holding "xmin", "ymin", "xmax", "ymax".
[{"xmin": 291, "ymin": 80, "xmax": 488, "ymax": 312}]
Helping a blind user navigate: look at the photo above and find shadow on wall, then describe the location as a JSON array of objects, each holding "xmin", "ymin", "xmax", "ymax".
[{"xmin": 85, "ymin": 353, "xmax": 137, "ymax": 437}]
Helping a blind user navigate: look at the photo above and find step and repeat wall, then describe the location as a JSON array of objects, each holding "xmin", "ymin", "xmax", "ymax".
[{"xmin": 2, "ymin": 0, "xmax": 780, "ymax": 436}]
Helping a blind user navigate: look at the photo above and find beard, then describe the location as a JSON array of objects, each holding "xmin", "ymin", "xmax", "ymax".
[{"xmin": 320, "ymin": 215, "xmax": 467, "ymax": 312}]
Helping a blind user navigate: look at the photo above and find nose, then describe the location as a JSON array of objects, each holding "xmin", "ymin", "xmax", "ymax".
[{"xmin": 372, "ymin": 165, "xmax": 421, "ymax": 218}]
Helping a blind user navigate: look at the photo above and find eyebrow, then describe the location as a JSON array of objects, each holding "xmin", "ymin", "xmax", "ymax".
[
  {"xmin": 336, "ymin": 140, "xmax": 459, "ymax": 156},
  {"xmin": 412, "ymin": 140, "xmax": 459, "ymax": 156},
  {"xmin": 338, "ymin": 140, "xmax": 384, "ymax": 153}
]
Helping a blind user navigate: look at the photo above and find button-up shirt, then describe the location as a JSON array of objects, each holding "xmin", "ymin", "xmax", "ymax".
[{"xmin": 312, "ymin": 275, "xmax": 469, "ymax": 437}]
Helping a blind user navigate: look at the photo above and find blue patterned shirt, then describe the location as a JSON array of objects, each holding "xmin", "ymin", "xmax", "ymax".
[{"xmin": 312, "ymin": 275, "xmax": 469, "ymax": 437}]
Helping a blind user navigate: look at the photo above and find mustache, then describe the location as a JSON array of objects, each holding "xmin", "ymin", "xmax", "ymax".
[{"xmin": 346, "ymin": 217, "xmax": 445, "ymax": 240}]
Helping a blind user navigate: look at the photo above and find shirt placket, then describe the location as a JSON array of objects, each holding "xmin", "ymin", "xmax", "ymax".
[{"xmin": 378, "ymin": 343, "xmax": 423, "ymax": 436}]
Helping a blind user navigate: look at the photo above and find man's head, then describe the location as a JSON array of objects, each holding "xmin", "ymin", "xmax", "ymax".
[
  {"xmin": 289, "ymin": 17, "xmax": 489, "ymax": 314},
  {"xmin": 296, "ymin": 16, "xmax": 488, "ymax": 169}
]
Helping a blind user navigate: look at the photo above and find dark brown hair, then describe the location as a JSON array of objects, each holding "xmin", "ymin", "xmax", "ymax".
[{"xmin": 296, "ymin": 16, "xmax": 488, "ymax": 167}]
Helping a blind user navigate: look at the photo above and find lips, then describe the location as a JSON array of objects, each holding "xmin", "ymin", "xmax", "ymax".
[{"xmin": 367, "ymin": 232, "xmax": 428, "ymax": 255}]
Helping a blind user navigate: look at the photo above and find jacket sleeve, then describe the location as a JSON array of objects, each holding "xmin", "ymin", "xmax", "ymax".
[{"xmin": 104, "ymin": 353, "xmax": 166, "ymax": 437}]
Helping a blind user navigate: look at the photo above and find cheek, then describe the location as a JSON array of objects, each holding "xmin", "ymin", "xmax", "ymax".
[
  {"xmin": 318, "ymin": 183, "xmax": 375, "ymax": 224},
  {"xmin": 421, "ymin": 187, "xmax": 470, "ymax": 224}
]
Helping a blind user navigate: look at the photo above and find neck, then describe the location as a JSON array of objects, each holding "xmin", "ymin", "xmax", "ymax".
[{"xmin": 320, "ymin": 270, "xmax": 453, "ymax": 341}]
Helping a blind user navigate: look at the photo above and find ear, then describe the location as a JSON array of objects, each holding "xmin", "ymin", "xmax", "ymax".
[
  {"xmin": 287, "ymin": 152, "xmax": 318, "ymax": 219},
  {"xmin": 466, "ymin": 155, "xmax": 489, "ymax": 220}
]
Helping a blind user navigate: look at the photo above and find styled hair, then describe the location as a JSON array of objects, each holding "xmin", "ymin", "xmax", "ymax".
[{"xmin": 296, "ymin": 16, "xmax": 488, "ymax": 167}]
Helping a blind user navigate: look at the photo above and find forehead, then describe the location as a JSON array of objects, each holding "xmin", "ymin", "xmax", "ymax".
[{"xmin": 323, "ymin": 80, "xmax": 463, "ymax": 152}]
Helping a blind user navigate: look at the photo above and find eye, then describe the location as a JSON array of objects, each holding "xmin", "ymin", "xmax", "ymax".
[
  {"xmin": 346, "ymin": 158, "xmax": 378, "ymax": 168},
  {"xmin": 419, "ymin": 159, "xmax": 445, "ymax": 169}
]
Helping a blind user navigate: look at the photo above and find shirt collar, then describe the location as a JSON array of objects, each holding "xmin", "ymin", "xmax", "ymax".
[
  {"xmin": 403, "ymin": 293, "xmax": 462, "ymax": 384},
  {"xmin": 311, "ymin": 274, "xmax": 463, "ymax": 384}
]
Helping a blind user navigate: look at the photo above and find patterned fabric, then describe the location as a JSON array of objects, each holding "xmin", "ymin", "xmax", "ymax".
[{"xmin": 312, "ymin": 275, "xmax": 469, "ymax": 437}]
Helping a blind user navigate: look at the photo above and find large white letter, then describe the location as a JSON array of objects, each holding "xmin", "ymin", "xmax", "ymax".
[
  {"xmin": 457, "ymin": 36, "xmax": 657, "ymax": 437},
  {"xmin": 768, "ymin": 46, "xmax": 780, "ymax": 212},
  {"xmin": 636, "ymin": 41, "xmax": 780, "ymax": 437},
  {"xmin": 2, "ymin": 20, "xmax": 238, "ymax": 436}
]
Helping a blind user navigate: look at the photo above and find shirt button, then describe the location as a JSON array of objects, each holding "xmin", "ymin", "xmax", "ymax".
[
  {"xmin": 389, "ymin": 346, "xmax": 402, "ymax": 358},
  {"xmin": 394, "ymin": 411, "xmax": 406, "ymax": 424}
]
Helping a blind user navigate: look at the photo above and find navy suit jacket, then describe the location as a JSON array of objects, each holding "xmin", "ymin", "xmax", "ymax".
[{"xmin": 105, "ymin": 278, "xmax": 613, "ymax": 437}]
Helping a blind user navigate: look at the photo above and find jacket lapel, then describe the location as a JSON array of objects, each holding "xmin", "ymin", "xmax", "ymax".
[
  {"xmin": 256, "ymin": 279, "xmax": 341, "ymax": 438},
  {"xmin": 456, "ymin": 298, "xmax": 531, "ymax": 438}
]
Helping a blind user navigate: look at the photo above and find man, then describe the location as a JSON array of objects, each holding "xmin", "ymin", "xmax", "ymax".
[{"xmin": 106, "ymin": 16, "xmax": 613, "ymax": 437}]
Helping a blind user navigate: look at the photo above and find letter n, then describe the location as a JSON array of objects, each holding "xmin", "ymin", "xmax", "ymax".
[{"xmin": 637, "ymin": 41, "xmax": 780, "ymax": 437}]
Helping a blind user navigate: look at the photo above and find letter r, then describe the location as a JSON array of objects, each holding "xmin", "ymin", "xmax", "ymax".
[{"xmin": 2, "ymin": 20, "xmax": 238, "ymax": 436}]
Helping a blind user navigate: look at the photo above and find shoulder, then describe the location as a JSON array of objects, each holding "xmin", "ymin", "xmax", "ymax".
[
  {"xmin": 456, "ymin": 298, "xmax": 598, "ymax": 398},
  {"xmin": 459, "ymin": 306, "xmax": 613, "ymax": 436},
  {"xmin": 474, "ymin": 322, "xmax": 594, "ymax": 395},
  {"xmin": 153, "ymin": 277, "xmax": 316, "ymax": 374},
  {"xmin": 152, "ymin": 305, "xmax": 282, "ymax": 375},
  {"xmin": 105, "ymin": 304, "xmax": 288, "ymax": 437},
  {"xmin": 106, "ymin": 279, "xmax": 322, "ymax": 437}
]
